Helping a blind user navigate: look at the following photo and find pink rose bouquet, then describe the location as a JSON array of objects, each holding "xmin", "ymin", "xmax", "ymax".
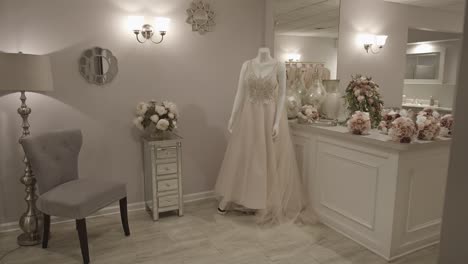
[
  {"xmin": 347, "ymin": 111, "xmax": 371, "ymax": 135},
  {"xmin": 297, "ymin": 105, "xmax": 320, "ymax": 124},
  {"xmin": 416, "ymin": 108, "xmax": 440, "ymax": 140},
  {"xmin": 388, "ymin": 117, "xmax": 417, "ymax": 143},
  {"xmin": 439, "ymin": 114, "xmax": 454, "ymax": 137}
]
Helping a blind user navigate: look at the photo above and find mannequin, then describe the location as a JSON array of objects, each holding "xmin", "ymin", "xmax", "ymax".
[
  {"xmin": 228, "ymin": 47, "xmax": 287, "ymax": 140},
  {"xmin": 215, "ymin": 47, "xmax": 310, "ymax": 224}
]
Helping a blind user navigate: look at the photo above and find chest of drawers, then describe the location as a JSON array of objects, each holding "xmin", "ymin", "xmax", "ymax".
[{"xmin": 142, "ymin": 133, "xmax": 183, "ymax": 221}]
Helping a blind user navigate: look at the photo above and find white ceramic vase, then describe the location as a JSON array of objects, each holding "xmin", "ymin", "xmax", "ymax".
[{"xmin": 322, "ymin": 80, "xmax": 341, "ymax": 120}]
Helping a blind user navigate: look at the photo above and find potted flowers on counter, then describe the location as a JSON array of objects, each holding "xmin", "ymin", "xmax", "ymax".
[
  {"xmin": 133, "ymin": 100, "xmax": 179, "ymax": 139},
  {"xmin": 344, "ymin": 74, "xmax": 384, "ymax": 128}
]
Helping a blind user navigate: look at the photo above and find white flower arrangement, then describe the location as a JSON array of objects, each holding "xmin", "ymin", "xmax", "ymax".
[
  {"xmin": 347, "ymin": 111, "xmax": 371, "ymax": 135},
  {"xmin": 416, "ymin": 108, "xmax": 440, "ymax": 141},
  {"xmin": 133, "ymin": 100, "xmax": 178, "ymax": 133},
  {"xmin": 439, "ymin": 114, "xmax": 454, "ymax": 137},
  {"xmin": 388, "ymin": 117, "xmax": 417, "ymax": 143},
  {"xmin": 297, "ymin": 105, "xmax": 320, "ymax": 124}
]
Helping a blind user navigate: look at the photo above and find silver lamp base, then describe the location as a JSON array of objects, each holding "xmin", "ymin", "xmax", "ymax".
[{"xmin": 16, "ymin": 91, "xmax": 42, "ymax": 246}]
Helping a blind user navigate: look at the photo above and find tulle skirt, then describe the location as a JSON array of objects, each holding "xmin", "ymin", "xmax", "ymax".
[{"xmin": 215, "ymin": 101, "xmax": 315, "ymax": 225}]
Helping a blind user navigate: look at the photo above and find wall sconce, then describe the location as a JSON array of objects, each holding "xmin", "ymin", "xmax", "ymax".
[
  {"xmin": 128, "ymin": 16, "xmax": 170, "ymax": 44},
  {"xmin": 287, "ymin": 53, "xmax": 301, "ymax": 62},
  {"xmin": 361, "ymin": 34, "xmax": 388, "ymax": 54}
]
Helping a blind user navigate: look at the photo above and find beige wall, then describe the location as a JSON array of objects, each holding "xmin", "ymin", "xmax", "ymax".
[
  {"xmin": 337, "ymin": 0, "xmax": 464, "ymax": 108},
  {"xmin": 439, "ymin": 4, "xmax": 468, "ymax": 263},
  {"xmin": 337, "ymin": 0, "xmax": 409, "ymax": 107},
  {"xmin": 0, "ymin": 0, "xmax": 266, "ymax": 224}
]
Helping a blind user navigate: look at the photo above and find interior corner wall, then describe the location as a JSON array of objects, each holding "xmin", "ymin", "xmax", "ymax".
[
  {"xmin": 0, "ymin": 0, "xmax": 265, "ymax": 224},
  {"xmin": 337, "ymin": 0, "xmax": 409, "ymax": 108},
  {"xmin": 439, "ymin": 3, "xmax": 468, "ymax": 263}
]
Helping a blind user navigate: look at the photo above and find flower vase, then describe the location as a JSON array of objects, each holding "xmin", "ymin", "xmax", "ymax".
[
  {"xmin": 147, "ymin": 128, "xmax": 173, "ymax": 140},
  {"xmin": 304, "ymin": 79, "xmax": 327, "ymax": 110},
  {"xmin": 286, "ymin": 88, "xmax": 302, "ymax": 119},
  {"xmin": 322, "ymin": 80, "xmax": 341, "ymax": 120}
]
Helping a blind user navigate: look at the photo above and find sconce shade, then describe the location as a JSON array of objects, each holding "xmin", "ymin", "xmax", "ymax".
[
  {"xmin": 154, "ymin": 17, "xmax": 170, "ymax": 32},
  {"xmin": 359, "ymin": 34, "xmax": 374, "ymax": 45},
  {"xmin": 128, "ymin": 16, "xmax": 144, "ymax": 31},
  {"xmin": 0, "ymin": 53, "xmax": 53, "ymax": 92},
  {"xmin": 376, "ymin": 35, "xmax": 388, "ymax": 46}
]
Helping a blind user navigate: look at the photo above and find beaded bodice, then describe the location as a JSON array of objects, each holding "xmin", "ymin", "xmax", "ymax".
[{"xmin": 246, "ymin": 61, "xmax": 278, "ymax": 104}]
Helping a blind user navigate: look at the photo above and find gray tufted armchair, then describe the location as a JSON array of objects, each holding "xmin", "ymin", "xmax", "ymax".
[{"xmin": 20, "ymin": 129, "xmax": 130, "ymax": 264}]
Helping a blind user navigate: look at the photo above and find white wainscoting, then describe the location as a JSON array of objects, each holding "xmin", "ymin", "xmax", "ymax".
[{"xmin": 291, "ymin": 128, "xmax": 450, "ymax": 261}]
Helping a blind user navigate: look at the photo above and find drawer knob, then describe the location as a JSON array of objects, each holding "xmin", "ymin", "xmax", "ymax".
[
  {"xmin": 166, "ymin": 183, "xmax": 170, "ymax": 187},
  {"xmin": 165, "ymin": 167, "xmax": 170, "ymax": 170}
]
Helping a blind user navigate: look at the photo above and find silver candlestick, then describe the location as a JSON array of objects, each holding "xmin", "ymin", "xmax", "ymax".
[{"xmin": 17, "ymin": 91, "xmax": 42, "ymax": 246}]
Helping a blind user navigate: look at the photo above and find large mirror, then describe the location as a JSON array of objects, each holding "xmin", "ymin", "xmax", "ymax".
[
  {"xmin": 393, "ymin": 1, "xmax": 465, "ymax": 114},
  {"xmin": 79, "ymin": 47, "xmax": 118, "ymax": 85},
  {"xmin": 274, "ymin": 0, "xmax": 341, "ymax": 120}
]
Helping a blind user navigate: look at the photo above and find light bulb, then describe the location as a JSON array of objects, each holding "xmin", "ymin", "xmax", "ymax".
[
  {"xmin": 128, "ymin": 16, "xmax": 144, "ymax": 31},
  {"xmin": 154, "ymin": 17, "xmax": 170, "ymax": 32}
]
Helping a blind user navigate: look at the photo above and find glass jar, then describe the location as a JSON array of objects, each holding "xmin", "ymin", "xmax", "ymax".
[
  {"xmin": 304, "ymin": 79, "xmax": 327, "ymax": 110},
  {"xmin": 286, "ymin": 88, "xmax": 302, "ymax": 119}
]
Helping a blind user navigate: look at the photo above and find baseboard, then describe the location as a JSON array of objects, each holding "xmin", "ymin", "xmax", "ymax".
[{"xmin": 0, "ymin": 190, "xmax": 215, "ymax": 233}]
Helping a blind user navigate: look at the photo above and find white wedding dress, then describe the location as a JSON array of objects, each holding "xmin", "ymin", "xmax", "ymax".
[{"xmin": 215, "ymin": 59, "xmax": 313, "ymax": 224}]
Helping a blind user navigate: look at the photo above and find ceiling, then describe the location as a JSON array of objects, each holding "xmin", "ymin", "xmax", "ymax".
[
  {"xmin": 274, "ymin": 0, "xmax": 340, "ymax": 38},
  {"xmin": 384, "ymin": 0, "xmax": 466, "ymax": 14}
]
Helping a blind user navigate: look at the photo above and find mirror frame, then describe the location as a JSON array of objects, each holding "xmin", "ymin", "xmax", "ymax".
[
  {"xmin": 79, "ymin": 47, "xmax": 118, "ymax": 86},
  {"xmin": 405, "ymin": 45, "xmax": 446, "ymax": 85}
]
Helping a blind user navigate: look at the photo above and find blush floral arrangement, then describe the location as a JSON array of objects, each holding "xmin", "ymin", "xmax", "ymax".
[
  {"xmin": 416, "ymin": 108, "xmax": 440, "ymax": 141},
  {"xmin": 297, "ymin": 105, "xmax": 320, "ymax": 124},
  {"xmin": 388, "ymin": 117, "xmax": 417, "ymax": 143},
  {"xmin": 344, "ymin": 74, "xmax": 384, "ymax": 128},
  {"xmin": 377, "ymin": 109, "xmax": 412, "ymax": 134},
  {"xmin": 439, "ymin": 114, "xmax": 454, "ymax": 137},
  {"xmin": 347, "ymin": 111, "xmax": 371, "ymax": 135},
  {"xmin": 133, "ymin": 100, "xmax": 178, "ymax": 134}
]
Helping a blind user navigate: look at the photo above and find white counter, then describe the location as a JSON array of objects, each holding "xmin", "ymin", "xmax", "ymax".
[{"xmin": 290, "ymin": 122, "xmax": 451, "ymax": 261}]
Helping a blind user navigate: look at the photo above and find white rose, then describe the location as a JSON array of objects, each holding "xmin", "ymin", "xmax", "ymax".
[
  {"xmin": 354, "ymin": 89, "xmax": 361, "ymax": 97},
  {"xmin": 133, "ymin": 116, "xmax": 144, "ymax": 131},
  {"xmin": 173, "ymin": 120, "xmax": 177, "ymax": 128},
  {"xmin": 156, "ymin": 119, "xmax": 170, "ymax": 131},
  {"xmin": 136, "ymin": 102, "xmax": 149, "ymax": 116},
  {"xmin": 168, "ymin": 113, "xmax": 175, "ymax": 119},
  {"xmin": 150, "ymin": 115, "xmax": 159, "ymax": 123},
  {"xmin": 155, "ymin": 105, "xmax": 167, "ymax": 116},
  {"xmin": 168, "ymin": 104, "xmax": 178, "ymax": 116},
  {"xmin": 433, "ymin": 111, "xmax": 440, "ymax": 119},
  {"xmin": 305, "ymin": 108, "xmax": 313, "ymax": 116},
  {"xmin": 357, "ymin": 95, "xmax": 365, "ymax": 102}
]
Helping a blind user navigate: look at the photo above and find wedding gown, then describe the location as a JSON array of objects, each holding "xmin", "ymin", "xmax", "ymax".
[{"xmin": 215, "ymin": 60, "xmax": 313, "ymax": 224}]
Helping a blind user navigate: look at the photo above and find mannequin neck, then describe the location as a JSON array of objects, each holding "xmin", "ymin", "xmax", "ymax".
[{"xmin": 255, "ymin": 47, "xmax": 274, "ymax": 64}]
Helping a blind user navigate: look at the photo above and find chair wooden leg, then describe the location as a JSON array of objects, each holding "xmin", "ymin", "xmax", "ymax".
[
  {"xmin": 119, "ymin": 197, "xmax": 130, "ymax": 236},
  {"xmin": 76, "ymin": 219, "xmax": 90, "ymax": 264},
  {"xmin": 42, "ymin": 214, "xmax": 50, "ymax": 249}
]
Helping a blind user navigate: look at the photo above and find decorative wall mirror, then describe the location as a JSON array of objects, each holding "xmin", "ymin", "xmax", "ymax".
[
  {"xmin": 405, "ymin": 46, "xmax": 446, "ymax": 84},
  {"xmin": 186, "ymin": 0, "xmax": 215, "ymax": 34},
  {"xmin": 79, "ymin": 47, "xmax": 118, "ymax": 85}
]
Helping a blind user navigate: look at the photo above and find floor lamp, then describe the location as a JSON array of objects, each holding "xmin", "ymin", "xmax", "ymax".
[{"xmin": 0, "ymin": 52, "xmax": 54, "ymax": 246}]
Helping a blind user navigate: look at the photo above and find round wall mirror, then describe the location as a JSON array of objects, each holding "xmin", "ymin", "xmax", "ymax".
[{"xmin": 79, "ymin": 47, "xmax": 118, "ymax": 85}]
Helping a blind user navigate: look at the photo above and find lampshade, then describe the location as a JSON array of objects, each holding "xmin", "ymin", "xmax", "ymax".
[
  {"xmin": 0, "ymin": 53, "xmax": 54, "ymax": 92},
  {"xmin": 154, "ymin": 17, "xmax": 170, "ymax": 32}
]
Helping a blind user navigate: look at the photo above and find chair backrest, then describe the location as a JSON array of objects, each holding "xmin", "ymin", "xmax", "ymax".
[{"xmin": 20, "ymin": 129, "xmax": 82, "ymax": 195}]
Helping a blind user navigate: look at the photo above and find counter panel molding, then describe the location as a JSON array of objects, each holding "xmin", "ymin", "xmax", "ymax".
[{"xmin": 290, "ymin": 123, "xmax": 451, "ymax": 261}]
